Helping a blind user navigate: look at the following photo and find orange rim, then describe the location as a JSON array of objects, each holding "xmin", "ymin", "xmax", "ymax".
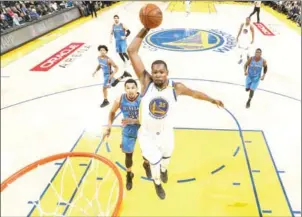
[{"xmin": 1, "ymin": 152, "xmax": 123, "ymax": 217}]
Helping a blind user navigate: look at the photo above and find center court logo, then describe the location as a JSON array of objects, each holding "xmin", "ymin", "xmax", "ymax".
[
  {"xmin": 149, "ymin": 97, "xmax": 169, "ymax": 119},
  {"xmin": 143, "ymin": 28, "xmax": 236, "ymax": 53}
]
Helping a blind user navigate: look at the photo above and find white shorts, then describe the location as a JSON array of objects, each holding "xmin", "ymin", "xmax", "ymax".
[
  {"xmin": 238, "ymin": 38, "xmax": 251, "ymax": 50},
  {"xmin": 138, "ymin": 129, "xmax": 174, "ymax": 165}
]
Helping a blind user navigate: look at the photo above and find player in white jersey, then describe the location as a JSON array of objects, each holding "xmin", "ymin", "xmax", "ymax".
[
  {"xmin": 236, "ymin": 17, "xmax": 255, "ymax": 64},
  {"xmin": 127, "ymin": 27, "xmax": 224, "ymax": 200}
]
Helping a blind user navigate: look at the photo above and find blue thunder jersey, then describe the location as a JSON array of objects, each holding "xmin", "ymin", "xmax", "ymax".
[
  {"xmin": 98, "ymin": 56, "xmax": 111, "ymax": 74},
  {"xmin": 113, "ymin": 23, "xmax": 126, "ymax": 41},
  {"xmin": 120, "ymin": 93, "xmax": 141, "ymax": 138},
  {"xmin": 248, "ymin": 57, "xmax": 263, "ymax": 78}
]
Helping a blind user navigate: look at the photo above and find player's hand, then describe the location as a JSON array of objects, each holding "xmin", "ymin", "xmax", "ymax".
[
  {"xmin": 211, "ymin": 99, "xmax": 224, "ymax": 108},
  {"xmin": 122, "ymin": 118, "xmax": 134, "ymax": 126},
  {"xmin": 104, "ymin": 127, "xmax": 111, "ymax": 137},
  {"xmin": 121, "ymin": 36, "xmax": 126, "ymax": 40},
  {"xmin": 244, "ymin": 71, "xmax": 248, "ymax": 76},
  {"xmin": 261, "ymin": 75, "xmax": 265, "ymax": 80}
]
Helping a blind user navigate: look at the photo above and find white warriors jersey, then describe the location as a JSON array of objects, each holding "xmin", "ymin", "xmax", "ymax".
[
  {"xmin": 240, "ymin": 23, "xmax": 251, "ymax": 41},
  {"xmin": 139, "ymin": 79, "xmax": 177, "ymax": 133}
]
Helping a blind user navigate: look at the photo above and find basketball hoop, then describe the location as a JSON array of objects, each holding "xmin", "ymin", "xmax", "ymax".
[{"xmin": 1, "ymin": 152, "xmax": 123, "ymax": 217}]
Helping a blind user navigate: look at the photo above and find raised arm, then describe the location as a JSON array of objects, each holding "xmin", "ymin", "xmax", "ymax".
[
  {"xmin": 174, "ymin": 82, "xmax": 224, "ymax": 107},
  {"xmin": 127, "ymin": 27, "xmax": 152, "ymax": 87}
]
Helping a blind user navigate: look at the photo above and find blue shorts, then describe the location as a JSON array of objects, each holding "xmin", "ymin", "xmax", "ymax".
[
  {"xmin": 121, "ymin": 135, "xmax": 136, "ymax": 153},
  {"xmin": 115, "ymin": 40, "xmax": 127, "ymax": 53},
  {"xmin": 103, "ymin": 73, "xmax": 115, "ymax": 88},
  {"xmin": 245, "ymin": 75, "xmax": 260, "ymax": 90}
]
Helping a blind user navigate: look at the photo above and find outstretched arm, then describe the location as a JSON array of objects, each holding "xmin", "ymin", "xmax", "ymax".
[
  {"xmin": 174, "ymin": 82, "xmax": 224, "ymax": 107},
  {"xmin": 127, "ymin": 27, "xmax": 152, "ymax": 87},
  {"xmin": 93, "ymin": 64, "xmax": 101, "ymax": 76},
  {"xmin": 105, "ymin": 96, "xmax": 121, "ymax": 136}
]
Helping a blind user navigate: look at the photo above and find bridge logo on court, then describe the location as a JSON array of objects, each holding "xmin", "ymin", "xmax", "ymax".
[{"xmin": 144, "ymin": 28, "xmax": 236, "ymax": 53}]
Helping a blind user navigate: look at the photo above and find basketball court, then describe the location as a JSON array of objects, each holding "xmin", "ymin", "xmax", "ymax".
[{"xmin": 1, "ymin": 1, "xmax": 301, "ymax": 216}]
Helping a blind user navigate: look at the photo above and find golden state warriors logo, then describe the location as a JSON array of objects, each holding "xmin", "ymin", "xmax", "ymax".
[
  {"xmin": 149, "ymin": 97, "xmax": 169, "ymax": 119},
  {"xmin": 144, "ymin": 28, "xmax": 236, "ymax": 53}
]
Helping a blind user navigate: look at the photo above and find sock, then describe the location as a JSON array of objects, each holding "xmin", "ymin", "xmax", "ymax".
[
  {"xmin": 150, "ymin": 163, "xmax": 161, "ymax": 185},
  {"xmin": 160, "ymin": 158, "xmax": 170, "ymax": 173}
]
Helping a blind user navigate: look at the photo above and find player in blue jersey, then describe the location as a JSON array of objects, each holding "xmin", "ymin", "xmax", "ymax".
[
  {"xmin": 244, "ymin": 48, "xmax": 268, "ymax": 108},
  {"xmin": 110, "ymin": 15, "xmax": 131, "ymax": 67},
  {"xmin": 93, "ymin": 45, "xmax": 132, "ymax": 108},
  {"xmin": 105, "ymin": 79, "xmax": 141, "ymax": 190}
]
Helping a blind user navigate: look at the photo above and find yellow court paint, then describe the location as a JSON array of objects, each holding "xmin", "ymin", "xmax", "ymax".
[
  {"xmin": 31, "ymin": 128, "xmax": 291, "ymax": 216},
  {"xmin": 166, "ymin": 1, "xmax": 216, "ymax": 13},
  {"xmin": 29, "ymin": 132, "xmax": 102, "ymax": 216},
  {"xmin": 1, "ymin": 2, "xmax": 124, "ymax": 68},
  {"xmin": 243, "ymin": 131, "xmax": 292, "ymax": 216}
]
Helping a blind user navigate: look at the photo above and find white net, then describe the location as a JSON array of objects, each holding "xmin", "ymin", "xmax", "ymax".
[{"xmin": 1, "ymin": 153, "xmax": 123, "ymax": 217}]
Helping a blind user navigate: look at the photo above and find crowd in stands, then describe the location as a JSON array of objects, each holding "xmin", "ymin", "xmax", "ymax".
[
  {"xmin": 263, "ymin": 1, "xmax": 301, "ymax": 26},
  {"xmin": 0, "ymin": 1, "xmax": 119, "ymax": 33}
]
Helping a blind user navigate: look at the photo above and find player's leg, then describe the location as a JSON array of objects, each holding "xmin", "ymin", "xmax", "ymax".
[
  {"xmin": 111, "ymin": 70, "xmax": 132, "ymax": 87},
  {"xmin": 256, "ymin": 7, "xmax": 260, "ymax": 23},
  {"xmin": 159, "ymin": 131, "xmax": 175, "ymax": 183},
  {"xmin": 138, "ymin": 133, "xmax": 166, "ymax": 199},
  {"xmin": 122, "ymin": 136, "xmax": 136, "ymax": 190},
  {"xmin": 116, "ymin": 40, "xmax": 125, "ymax": 62},
  {"xmin": 121, "ymin": 41, "xmax": 129, "ymax": 60},
  {"xmin": 245, "ymin": 75, "xmax": 252, "ymax": 108},
  {"xmin": 100, "ymin": 75, "xmax": 110, "ymax": 108},
  {"xmin": 246, "ymin": 78, "xmax": 260, "ymax": 108},
  {"xmin": 249, "ymin": 7, "xmax": 257, "ymax": 18}
]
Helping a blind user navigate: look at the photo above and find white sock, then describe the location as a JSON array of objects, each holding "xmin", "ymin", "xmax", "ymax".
[{"xmin": 150, "ymin": 163, "xmax": 161, "ymax": 185}]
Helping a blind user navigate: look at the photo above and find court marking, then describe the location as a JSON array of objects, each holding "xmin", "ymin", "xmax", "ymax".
[
  {"xmin": 211, "ymin": 165, "xmax": 225, "ymax": 174},
  {"xmin": 261, "ymin": 130, "xmax": 294, "ymax": 216},
  {"xmin": 223, "ymin": 107, "xmax": 262, "ymax": 216},
  {"xmin": 2, "ymin": 82, "xmax": 295, "ymax": 216},
  {"xmin": 24, "ymin": 126, "xmax": 293, "ymax": 216},
  {"xmin": 1, "ymin": 76, "xmax": 300, "ymax": 111}
]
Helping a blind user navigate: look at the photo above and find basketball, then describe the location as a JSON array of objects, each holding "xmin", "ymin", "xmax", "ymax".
[{"xmin": 139, "ymin": 4, "xmax": 163, "ymax": 29}]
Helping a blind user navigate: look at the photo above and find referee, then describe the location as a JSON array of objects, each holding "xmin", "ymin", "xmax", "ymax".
[{"xmin": 249, "ymin": 1, "xmax": 261, "ymax": 23}]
